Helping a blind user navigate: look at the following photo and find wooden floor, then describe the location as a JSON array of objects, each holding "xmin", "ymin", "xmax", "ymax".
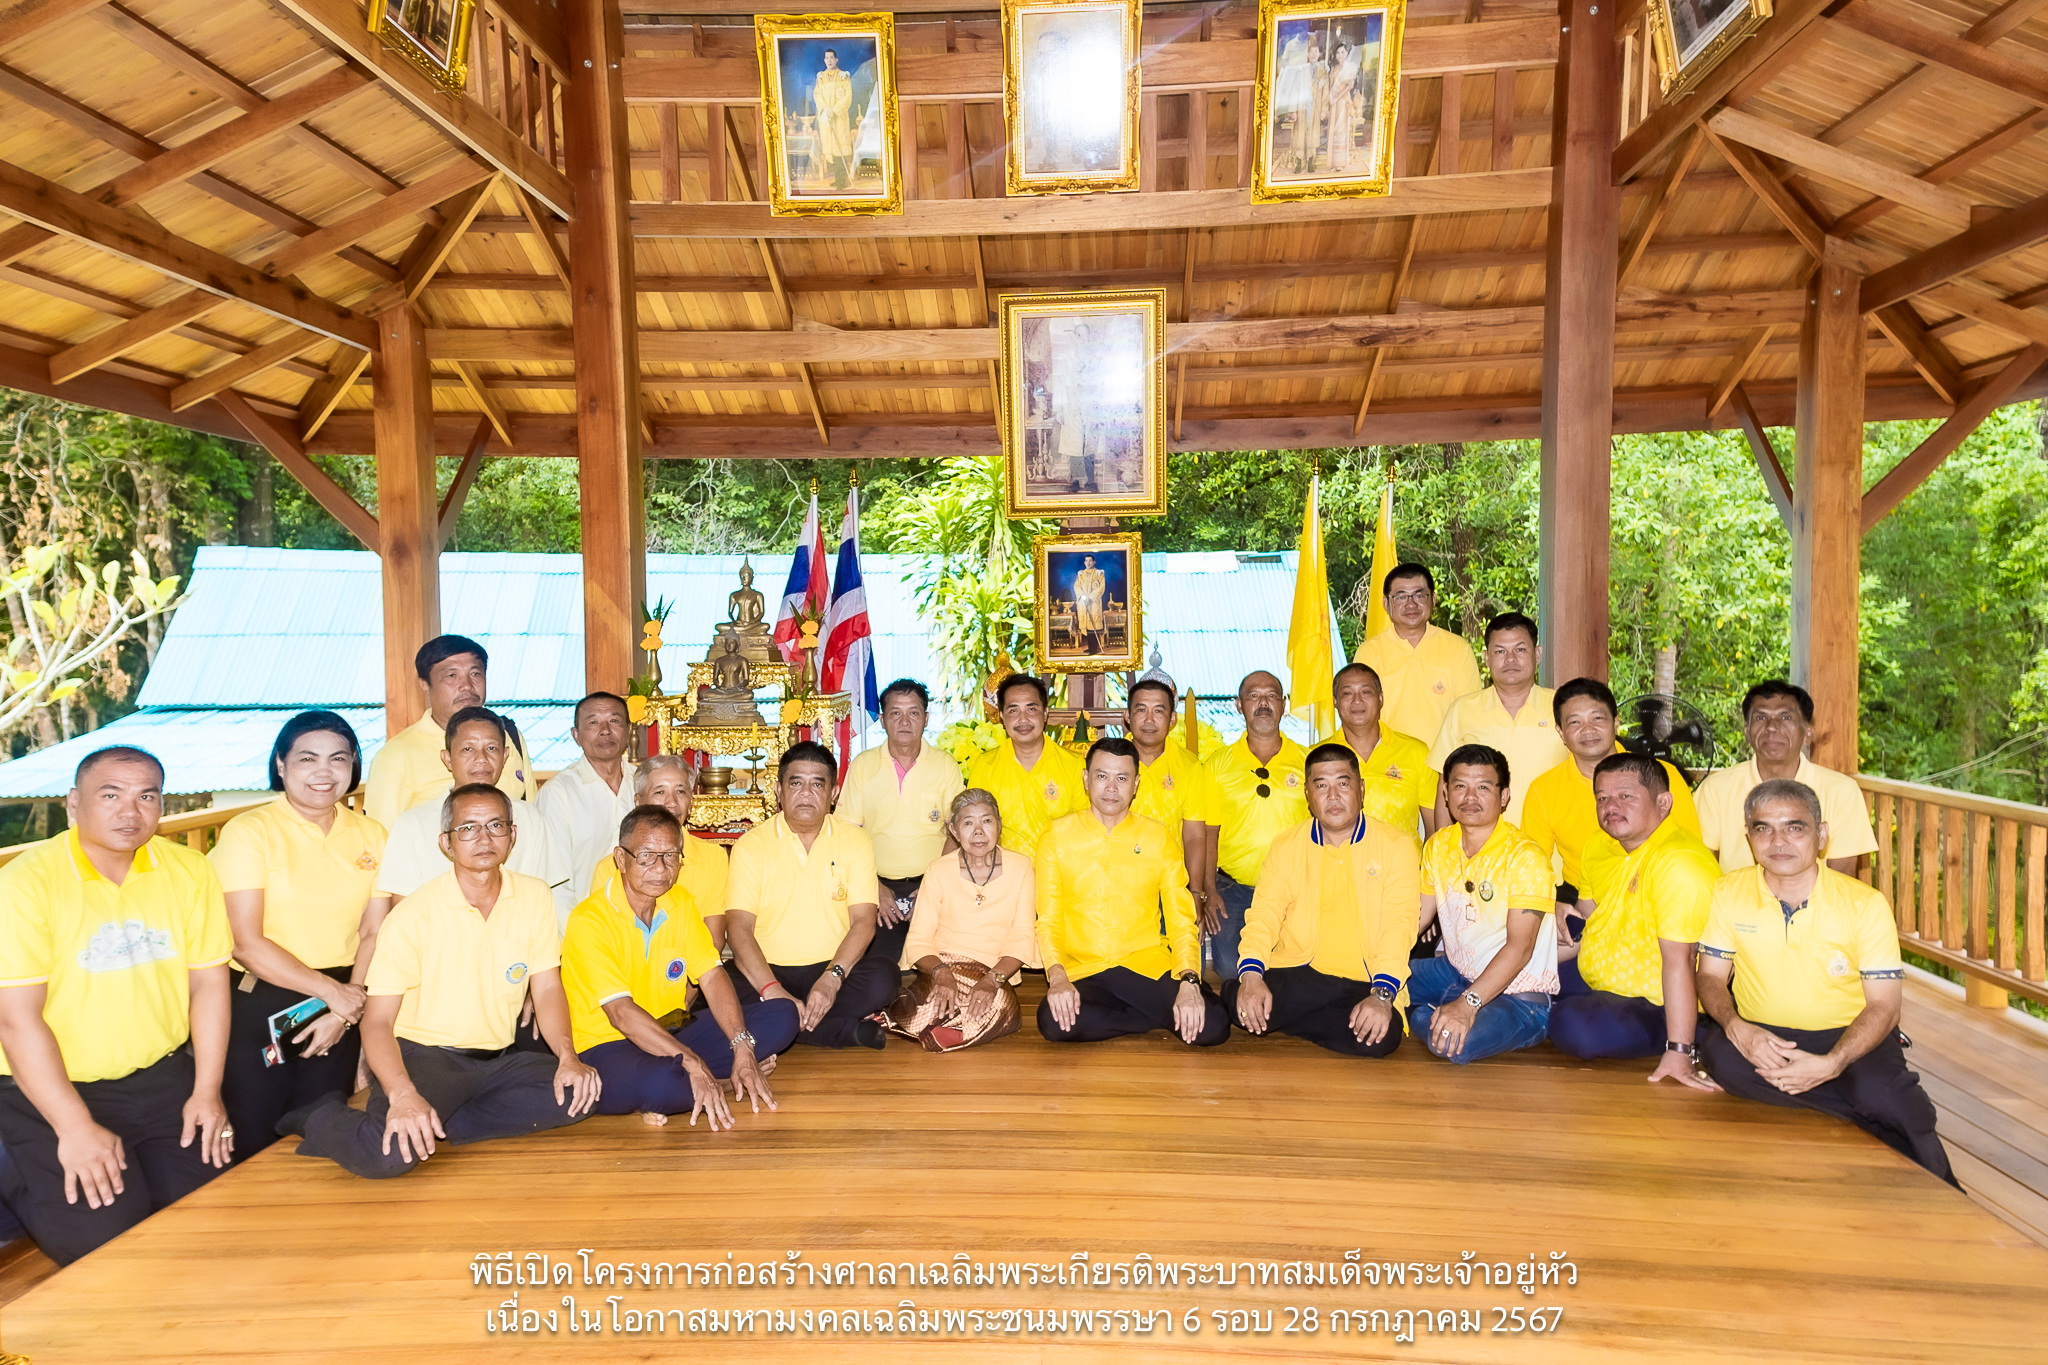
[{"xmin": 2, "ymin": 978, "xmax": 2046, "ymax": 1363}]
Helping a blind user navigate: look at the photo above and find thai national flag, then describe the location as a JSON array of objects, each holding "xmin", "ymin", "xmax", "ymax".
[
  {"xmin": 773, "ymin": 491, "xmax": 830, "ymax": 665},
  {"xmin": 819, "ymin": 486, "xmax": 879, "ymax": 752}
]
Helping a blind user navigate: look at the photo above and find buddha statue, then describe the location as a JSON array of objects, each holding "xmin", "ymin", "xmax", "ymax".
[
  {"xmin": 691, "ymin": 636, "xmax": 766, "ymax": 726},
  {"xmin": 706, "ymin": 558, "xmax": 776, "ymax": 664}
]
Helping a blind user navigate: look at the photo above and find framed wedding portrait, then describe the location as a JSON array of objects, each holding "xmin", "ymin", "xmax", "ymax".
[
  {"xmin": 1251, "ymin": 0, "xmax": 1406, "ymax": 204},
  {"xmin": 754, "ymin": 13, "xmax": 902, "ymax": 216},
  {"xmin": 998, "ymin": 289, "xmax": 1167, "ymax": 519},
  {"xmin": 1003, "ymin": 0, "xmax": 1141, "ymax": 194},
  {"xmin": 366, "ymin": 0, "xmax": 477, "ymax": 91},
  {"xmin": 1034, "ymin": 532, "xmax": 1143, "ymax": 673},
  {"xmin": 1647, "ymin": 0, "xmax": 1773, "ymax": 97}
]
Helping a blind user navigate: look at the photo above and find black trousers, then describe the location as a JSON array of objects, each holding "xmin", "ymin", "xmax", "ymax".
[
  {"xmin": 870, "ymin": 874, "xmax": 924, "ymax": 970},
  {"xmin": 1037, "ymin": 966, "xmax": 1230, "ymax": 1046},
  {"xmin": 730, "ymin": 951, "xmax": 900, "ymax": 1049},
  {"xmin": 1698, "ymin": 1018, "xmax": 1959, "ymax": 1187},
  {"xmin": 0, "ymin": 1050, "xmax": 223, "ymax": 1266},
  {"xmin": 223, "ymin": 965, "xmax": 360, "ymax": 1163},
  {"xmin": 293, "ymin": 1039, "xmax": 583, "ymax": 1179},
  {"xmin": 1224, "ymin": 965, "xmax": 1404, "ymax": 1057}
]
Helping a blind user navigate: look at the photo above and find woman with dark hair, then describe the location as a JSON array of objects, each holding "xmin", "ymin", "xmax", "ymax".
[{"xmin": 208, "ymin": 710, "xmax": 392, "ymax": 1159}]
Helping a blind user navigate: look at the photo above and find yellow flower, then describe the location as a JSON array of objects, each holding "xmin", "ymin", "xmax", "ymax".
[
  {"xmin": 797, "ymin": 621, "xmax": 820, "ymax": 649},
  {"xmin": 780, "ymin": 698, "xmax": 802, "ymax": 723},
  {"xmin": 641, "ymin": 629, "xmax": 663, "ymax": 652},
  {"xmin": 626, "ymin": 694, "xmax": 649, "ymax": 723}
]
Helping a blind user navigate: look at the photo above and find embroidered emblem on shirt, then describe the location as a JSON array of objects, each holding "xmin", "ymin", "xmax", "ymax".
[
  {"xmin": 1385, "ymin": 766, "xmax": 1402, "ymax": 781},
  {"xmin": 1364, "ymin": 862, "xmax": 1381, "ymax": 879},
  {"xmin": 1627, "ymin": 876, "xmax": 1641, "ymax": 894},
  {"xmin": 1284, "ymin": 772, "xmax": 1301, "ymax": 789},
  {"xmin": 505, "ymin": 962, "xmax": 529, "ymax": 985},
  {"xmin": 1477, "ymin": 880, "xmax": 1495, "ymax": 902},
  {"xmin": 665, "ymin": 958, "xmax": 687, "ymax": 982},
  {"xmin": 1045, "ymin": 783, "xmax": 1060, "ymax": 801},
  {"xmin": 927, "ymin": 809, "xmax": 942, "ymax": 822},
  {"xmin": 1162, "ymin": 774, "xmax": 1175, "ymax": 791},
  {"xmin": 76, "ymin": 920, "xmax": 176, "ymax": 973},
  {"xmin": 355, "ymin": 851, "xmax": 379, "ymax": 871},
  {"xmin": 1827, "ymin": 951, "xmax": 1852, "ymax": 978},
  {"xmin": 1433, "ymin": 680, "xmax": 1447, "ymax": 694},
  {"xmin": 831, "ymin": 880, "xmax": 848, "ymax": 902}
]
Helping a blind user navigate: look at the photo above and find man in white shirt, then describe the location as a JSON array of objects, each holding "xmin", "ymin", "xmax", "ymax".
[
  {"xmin": 535, "ymin": 692, "xmax": 637, "ymax": 923},
  {"xmin": 1694, "ymin": 681, "xmax": 1878, "ymax": 875}
]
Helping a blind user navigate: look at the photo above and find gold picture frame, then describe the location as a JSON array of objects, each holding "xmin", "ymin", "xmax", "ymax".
[
  {"xmin": 1034, "ymin": 531, "xmax": 1144, "ymax": 673},
  {"xmin": 1646, "ymin": 0, "xmax": 1774, "ymax": 97},
  {"xmin": 755, "ymin": 13, "xmax": 903, "ymax": 217},
  {"xmin": 1251, "ymin": 0, "xmax": 1405, "ymax": 204},
  {"xmin": 1002, "ymin": 0, "xmax": 1142, "ymax": 195},
  {"xmin": 998, "ymin": 289, "xmax": 1167, "ymax": 519},
  {"xmin": 366, "ymin": 0, "xmax": 477, "ymax": 93}
]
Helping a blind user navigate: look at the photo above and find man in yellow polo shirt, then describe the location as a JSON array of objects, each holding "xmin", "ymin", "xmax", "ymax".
[
  {"xmin": 1351, "ymin": 563, "xmax": 1483, "ymax": 745},
  {"xmin": 1427, "ymin": 612, "xmax": 1566, "ymax": 829},
  {"xmin": 1408, "ymin": 744, "xmax": 1557, "ymax": 1063},
  {"xmin": 966, "ymin": 674, "xmax": 1086, "ymax": 858},
  {"xmin": 0, "ymin": 747, "xmax": 233, "ymax": 1265},
  {"xmin": 1125, "ymin": 676, "xmax": 1219, "ymax": 911},
  {"xmin": 1696, "ymin": 779, "xmax": 1956, "ymax": 1185},
  {"xmin": 1036, "ymin": 738, "xmax": 1227, "ymax": 1045},
  {"xmin": 836, "ymin": 678, "xmax": 963, "ymax": 965},
  {"xmin": 364, "ymin": 635, "xmax": 537, "ymax": 829},
  {"xmin": 1694, "ymin": 681, "xmax": 1878, "ymax": 875},
  {"xmin": 1204, "ymin": 670, "xmax": 1308, "ymax": 986},
  {"xmin": 1232, "ymin": 743, "xmax": 1420, "ymax": 1057},
  {"xmin": 562, "ymin": 806, "xmax": 794, "ymax": 1128},
  {"xmin": 286, "ymin": 784, "xmax": 599, "ymax": 1178},
  {"xmin": 1321, "ymin": 662, "xmax": 1436, "ymax": 846},
  {"xmin": 586, "ymin": 754, "xmax": 729, "ymax": 951},
  {"xmin": 1548, "ymin": 754, "xmax": 1718, "ymax": 1086},
  {"xmin": 724, "ymin": 741, "xmax": 894, "ymax": 1050}
]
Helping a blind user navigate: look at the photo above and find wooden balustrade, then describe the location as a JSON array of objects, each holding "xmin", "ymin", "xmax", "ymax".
[
  {"xmin": 471, "ymin": 0, "xmax": 566, "ymax": 171},
  {"xmin": 1615, "ymin": 8, "xmax": 1666, "ymax": 142},
  {"xmin": 1859, "ymin": 774, "xmax": 2048, "ymax": 1011}
]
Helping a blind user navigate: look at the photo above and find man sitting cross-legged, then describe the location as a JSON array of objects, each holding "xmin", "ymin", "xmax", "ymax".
[
  {"xmin": 1694, "ymin": 779, "xmax": 1958, "ymax": 1186},
  {"xmin": 562, "ymin": 806, "xmax": 795, "ymax": 1129},
  {"xmin": 1036, "ymin": 738, "xmax": 1229, "ymax": 1046},
  {"xmin": 285, "ymin": 785, "xmax": 600, "ymax": 1176},
  {"xmin": 723, "ymin": 742, "xmax": 896, "ymax": 1051},
  {"xmin": 1230, "ymin": 743, "xmax": 1420, "ymax": 1057}
]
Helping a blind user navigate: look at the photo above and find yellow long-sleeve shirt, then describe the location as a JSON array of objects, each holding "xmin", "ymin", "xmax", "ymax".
[
  {"xmin": 1033, "ymin": 810, "xmax": 1197, "ymax": 982},
  {"xmin": 1240, "ymin": 815, "xmax": 1421, "ymax": 1002}
]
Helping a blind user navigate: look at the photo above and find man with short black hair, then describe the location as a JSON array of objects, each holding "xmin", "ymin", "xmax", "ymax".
[
  {"xmin": 966, "ymin": 674, "xmax": 1086, "ymax": 858},
  {"xmin": 724, "ymin": 742, "xmax": 895, "ymax": 1050},
  {"xmin": 835, "ymin": 678, "xmax": 963, "ymax": 965},
  {"xmin": 1695, "ymin": 779, "xmax": 1956, "ymax": 1185},
  {"xmin": 1125, "ymin": 677, "xmax": 1219, "ymax": 909},
  {"xmin": 536, "ymin": 692, "xmax": 638, "ymax": 923},
  {"xmin": 1351, "ymin": 563, "xmax": 1483, "ymax": 745},
  {"xmin": 1426, "ymin": 612, "xmax": 1566, "ymax": 827},
  {"xmin": 365, "ymin": 635, "xmax": 537, "ymax": 827},
  {"xmin": 1694, "ymin": 682, "xmax": 1877, "ymax": 875},
  {"xmin": 1204, "ymin": 671, "xmax": 1309, "ymax": 985},
  {"xmin": 1322, "ymin": 661, "xmax": 1437, "ymax": 846},
  {"xmin": 0, "ymin": 747, "xmax": 234, "ymax": 1264},
  {"xmin": 1037, "ymin": 739, "xmax": 1228, "ymax": 1046}
]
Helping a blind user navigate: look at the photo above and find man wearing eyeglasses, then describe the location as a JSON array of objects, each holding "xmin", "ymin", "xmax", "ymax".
[
  {"xmin": 284, "ymin": 785, "xmax": 599, "ymax": 1177},
  {"xmin": 1693, "ymin": 681, "xmax": 1876, "ymax": 875},
  {"xmin": 1203, "ymin": 672, "xmax": 1309, "ymax": 987},
  {"xmin": 560, "ymin": 806, "xmax": 793, "ymax": 1128},
  {"xmin": 1351, "ymin": 564, "xmax": 1483, "ymax": 748}
]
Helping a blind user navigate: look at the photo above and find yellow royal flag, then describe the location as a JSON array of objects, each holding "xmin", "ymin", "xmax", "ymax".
[
  {"xmin": 1362, "ymin": 469, "xmax": 1397, "ymax": 641},
  {"xmin": 1287, "ymin": 476, "xmax": 1335, "ymax": 735}
]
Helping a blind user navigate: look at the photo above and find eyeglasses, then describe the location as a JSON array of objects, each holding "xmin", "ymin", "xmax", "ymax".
[
  {"xmin": 449, "ymin": 819, "xmax": 511, "ymax": 842},
  {"xmin": 626, "ymin": 849, "xmax": 682, "ymax": 870},
  {"xmin": 1388, "ymin": 590, "xmax": 1431, "ymax": 605},
  {"xmin": 1253, "ymin": 766, "xmax": 1271, "ymax": 798}
]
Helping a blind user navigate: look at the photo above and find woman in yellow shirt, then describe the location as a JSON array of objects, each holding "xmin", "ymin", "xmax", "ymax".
[
  {"xmin": 883, "ymin": 790, "xmax": 1039, "ymax": 1052},
  {"xmin": 210, "ymin": 712, "xmax": 391, "ymax": 1160}
]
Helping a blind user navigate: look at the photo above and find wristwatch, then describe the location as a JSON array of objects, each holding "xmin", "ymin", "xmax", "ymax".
[
  {"xmin": 1461, "ymin": 989, "xmax": 1483, "ymax": 1009},
  {"xmin": 1176, "ymin": 970, "xmax": 1201, "ymax": 987},
  {"xmin": 1665, "ymin": 1039, "xmax": 1699, "ymax": 1063},
  {"xmin": 826, "ymin": 963, "xmax": 847, "ymax": 982},
  {"xmin": 1369, "ymin": 985, "xmax": 1396, "ymax": 1003},
  {"xmin": 731, "ymin": 1029, "xmax": 757, "ymax": 1050}
]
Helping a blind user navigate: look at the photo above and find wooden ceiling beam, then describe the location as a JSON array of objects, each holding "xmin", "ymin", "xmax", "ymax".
[
  {"xmin": 1833, "ymin": 109, "xmax": 2048, "ymax": 235},
  {"xmin": 1814, "ymin": 0, "xmax": 2048, "ymax": 149},
  {"xmin": 297, "ymin": 345, "xmax": 371, "ymax": 441},
  {"xmin": 1703, "ymin": 127, "xmax": 1826, "ymax": 257},
  {"xmin": 1706, "ymin": 107, "xmax": 1973, "ymax": 227},
  {"xmin": 1920, "ymin": 279, "xmax": 2048, "ymax": 348},
  {"xmin": 452, "ymin": 360, "xmax": 514, "ymax": 443},
  {"xmin": 1861, "ymin": 343, "xmax": 2048, "ymax": 532},
  {"xmin": 167, "ymin": 330, "xmax": 324, "ymax": 411},
  {"xmin": 1861, "ymin": 188, "xmax": 2048, "ymax": 313},
  {"xmin": 437, "ymin": 416, "xmax": 494, "ymax": 547},
  {"xmin": 1729, "ymin": 381, "xmax": 1795, "ymax": 532},
  {"xmin": 0, "ymin": 260, "xmax": 323, "ymax": 377},
  {"xmin": 1618, "ymin": 127, "xmax": 1705, "ymax": 286},
  {"xmin": 0, "ymin": 0, "xmax": 112, "ymax": 50},
  {"xmin": 218, "ymin": 390, "xmax": 380, "ymax": 552},
  {"xmin": 1832, "ymin": 5, "xmax": 2048, "ymax": 108},
  {"xmin": 1870, "ymin": 303, "xmax": 1965, "ymax": 405},
  {"xmin": 370, "ymin": 176, "xmax": 497, "ymax": 312},
  {"xmin": 0, "ymin": 336, "xmax": 277, "ymax": 443}
]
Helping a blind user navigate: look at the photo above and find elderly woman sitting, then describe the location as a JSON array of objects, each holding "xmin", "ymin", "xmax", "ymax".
[{"xmin": 884, "ymin": 789, "xmax": 1039, "ymax": 1051}]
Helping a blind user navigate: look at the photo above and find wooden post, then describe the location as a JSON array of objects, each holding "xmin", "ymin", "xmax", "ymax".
[
  {"xmin": 372, "ymin": 303, "xmax": 438, "ymax": 731},
  {"xmin": 564, "ymin": 0, "xmax": 646, "ymax": 695},
  {"xmin": 1792, "ymin": 241, "xmax": 1866, "ymax": 773},
  {"xmin": 1537, "ymin": 0, "xmax": 1617, "ymax": 684}
]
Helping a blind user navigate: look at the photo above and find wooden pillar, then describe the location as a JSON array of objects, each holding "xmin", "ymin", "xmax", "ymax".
[
  {"xmin": 1537, "ymin": 0, "xmax": 1618, "ymax": 685},
  {"xmin": 1792, "ymin": 241, "xmax": 1866, "ymax": 772},
  {"xmin": 564, "ymin": 0, "xmax": 646, "ymax": 694},
  {"xmin": 372, "ymin": 303, "xmax": 439, "ymax": 729}
]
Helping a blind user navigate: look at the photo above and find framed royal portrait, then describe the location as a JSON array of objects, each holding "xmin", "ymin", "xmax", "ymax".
[
  {"xmin": 999, "ymin": 289, "xmax": 1167, "ymax": 519},
  {"xmin": 1251, "ymin": 0, "xmax": 1406, "ymax": 204},
  {"xmin": 1034, "ymin": 532, "xmax": 1143, "ymax": 673},
  {"xmin": 755, "ymin": 13, "xmax": 903, "ymax": 216},
  {"xmin": 1647, "ymin": 0, "xmax": 1773, "ymax": 97},
  {"xmin": 1002, "ymin": 0, "xmax": 1141, "ymax": 195},
  {"xmin": 367, "ymin": 0, "xmax": 477, "ymax": 92}
]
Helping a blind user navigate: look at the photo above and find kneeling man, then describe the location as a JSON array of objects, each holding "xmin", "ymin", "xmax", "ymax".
[
  {"xmin": 1037, "ymin": 738, "xmax": 1228, "ymax": 1046},
  {"xmin": 287, "ymin": 785, "xmax": 598, "ymax": 1176},
  {"xmin": 1231, "ymin": 743, "xmax": 1419, "ymax": 1056},
  {"xmin": 1549, "ymin": 753, "xmax": 1717, "ymax": 1087},
  {"xmin": 562, "ymin": 806, "xmax": 795, "ymax": 1128},
  {"xmin": 1696, "ymin": 779, "xmax": 1957, "ymax": 1185}
]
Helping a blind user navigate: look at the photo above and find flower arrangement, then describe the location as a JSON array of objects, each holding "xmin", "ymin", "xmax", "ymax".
[
  {"xmin": 934, "ymin": 718, "xmax": 1004, "ymax": 770},
  {"xmin": 626, "ymin": 596, "xmax": 675, "ymax": 723}
]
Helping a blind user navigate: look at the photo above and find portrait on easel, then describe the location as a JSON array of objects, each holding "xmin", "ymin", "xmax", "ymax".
[{"xmin": 1034, "ymin": 532, "xmax": 1142, "ymax": 673}]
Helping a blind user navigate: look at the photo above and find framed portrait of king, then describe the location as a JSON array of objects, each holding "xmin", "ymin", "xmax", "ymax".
[
  {"xmin": 1002, "ymin": 0, "xmax": 1141, "ymax": 194},
  {"xmin": 366, "ymin": 0, "xmax": 477, "ymax": 91},
  {"xmin": 755, "ymin": 13, "xmax": 903, "ymax": 216},
  {"xmin": 1251, "ymin": 0, "xmax": 1406, "ymax": 204},
  {"xmin": 1647, "ymin": 0, "xmax": 1773, "ymax": 97},
  {"xmin": 1034, "ymin": 532, "xmax": 1143, "ymax": 673},
  {"xmin": 999, "ymin": 289, "xmax": 1167, "ymax": 519}
]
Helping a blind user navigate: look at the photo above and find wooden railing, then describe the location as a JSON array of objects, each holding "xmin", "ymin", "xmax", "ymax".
[
  {"xmin": 1860, "ymin": 775, "xmax": 2048, "ymax": 1011},
  {"xmin": 470, "ymin": 0, "xmax": 567, "ymax": 172}
]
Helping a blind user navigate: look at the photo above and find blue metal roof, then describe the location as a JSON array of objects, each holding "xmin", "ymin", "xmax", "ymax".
[{"xmin": 2, "ymin": 546, "xmax": 1340, "ymax": 799}]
